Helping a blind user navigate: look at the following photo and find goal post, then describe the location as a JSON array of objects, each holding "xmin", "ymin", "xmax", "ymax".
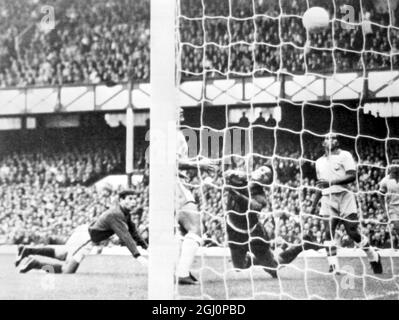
[
  {"xmin": 126, "ymin": 82, "xmax": 134, "ymax": 188},
  {"xmin": 148, "ymin": 0, "xmax": 178, "ymax": 300}
]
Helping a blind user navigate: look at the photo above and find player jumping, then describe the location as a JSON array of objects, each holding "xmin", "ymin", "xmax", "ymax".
[
  {"xmin": 311, "ymin": 133, "xmax": 382, "ymax": 274},
  {"xmin": 379, "ymin": 159, "xmax": 399, "ymax": 248},
  {"xmin": 176, "ymin": 108, "xmax": 216, "ymax": 285},
  {"xmin": 224, "ymin": 166, "xmax": 320, "ymax": 277},
  {"xmin": 15, "ymin": 189, "xmax": 148, "ymax": 273}
]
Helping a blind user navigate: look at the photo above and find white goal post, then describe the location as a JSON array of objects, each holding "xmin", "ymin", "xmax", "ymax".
[{"xmin": 148, "ymin": 0, "xmax": 178, "ymax": 300}]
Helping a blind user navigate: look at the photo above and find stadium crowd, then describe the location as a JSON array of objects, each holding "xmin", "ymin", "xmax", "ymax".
[
  {"xmin": 1, "ymin": 0, "xmax": 398, "ymax": 250},
  {"xmin": 0, "ymin": 127, "xmax": 149, "ymax": 245},
  {"xmin": 191, "ymin": 129, "xmax": 399, "ymax": 249},
  {"xmin": 0, "ymin": 123, "xmax": 398, "ymax": 250},
  {"xmin": 0, "ymin": 0, "xmax": 149, "ymax": 87},
  {"xmin": 180, "ymin": 0, "xmax": 399, "ymax": 77},
  {"xmin": 1, "ymin": 0, "xmax": 399, "ymax": 87}
]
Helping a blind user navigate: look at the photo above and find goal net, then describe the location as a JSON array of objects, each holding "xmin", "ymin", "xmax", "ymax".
[{"xmin": 169, "ymin": 0, "xmax": 399, "ymax": 300}]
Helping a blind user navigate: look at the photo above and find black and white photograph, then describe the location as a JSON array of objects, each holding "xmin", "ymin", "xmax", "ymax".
[{"xmin": 1, "ymin": 0, "xmax": 399, "ymax": 302}]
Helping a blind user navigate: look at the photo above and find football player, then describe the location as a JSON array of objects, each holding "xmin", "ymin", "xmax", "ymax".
[
  {"xmin": 311, "ymin": 133, "xmax": 382, "ymax": 274},
  {"xmin": 16, "ymin": 189, "xmax": 148, "ymax": 273}
]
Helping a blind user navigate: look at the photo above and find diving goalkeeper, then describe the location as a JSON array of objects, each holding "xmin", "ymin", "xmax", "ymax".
[{"xmin": 15, "ymin": 189, "xmax": 148, "ymax": 273}]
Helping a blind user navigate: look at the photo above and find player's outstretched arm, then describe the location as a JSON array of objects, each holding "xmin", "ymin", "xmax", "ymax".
[
  {"xmin": 128, "ymin": 222, "xmax": 148, "ymax": 250},
  {"xmin": 223, "ymin": 169, "xmax": 247, "ymax": 185},
  {"xmin": 332, "ymin": 170, "xmax": 356, "ymax": 185},
  {"xmin": 110, "ymin": 215, "xmax": 143, "ymax": 259},
  {"xmin": 178, "ymin": 158, "xmax": 217, "ymax": 173},
  {"xmin": 378, "ymin": 178, "xmax": 388, "ymax": 215},
  {"xmin": 316, "ymin": 170, "xmax": 356, "ymax": 189},
  {"xmin": 310, "ymin": 190, "xmax": 322, "ymax": 215}
]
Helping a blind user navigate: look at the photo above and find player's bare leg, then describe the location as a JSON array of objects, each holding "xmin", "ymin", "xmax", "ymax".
[
  {"xmin": 176, "ymin": 203, "xmax": 202, "ymax": 285},
  {"xmin": 394, "ymin": 221, "xmax": 399, "ymax": 234},
  {"xmin": 392, "ymin": 220, "xmax": 399, "ymax": 249},
  {"xmin": 343, "ymin": 214, "xmax": 382, "ymax": 274},
  {"xmin": 15, "ymin": 246, "xmax": 67, "ymax": 267},
  {"xmin": 324, "ymin": 216, "xmax": 341, "ymax": 274}
]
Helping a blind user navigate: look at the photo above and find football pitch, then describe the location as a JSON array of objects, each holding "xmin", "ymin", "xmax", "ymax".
[
  {"xmin": 1, "ymin": 253, "xmax": 399, "ymax": 300},
  {"xmin": 0, "ymin": 254, "xmax": 147, "ymax": 300},
  {"xmin": 178, "ymin": 255, "xmax": 399, "ymax": 300}
]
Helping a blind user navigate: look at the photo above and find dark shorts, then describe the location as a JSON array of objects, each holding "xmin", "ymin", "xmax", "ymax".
[{"xmin": 226, "ymin": 220, "xmax": 276, "ymax": 269}]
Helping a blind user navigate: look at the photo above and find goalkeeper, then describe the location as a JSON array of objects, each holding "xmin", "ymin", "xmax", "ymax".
[
  {"xmin": 15, "ymin": 189, "xmax": 148, "ymax": 273},
  {"xmin": 224, "ymin": 166, "xmax": 321, "ymax": 277}
]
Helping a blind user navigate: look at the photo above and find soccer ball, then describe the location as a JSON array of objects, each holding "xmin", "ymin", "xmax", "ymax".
[{"xmin": 302, "ymin": 7, "xmax": 330, "ymax": 32}]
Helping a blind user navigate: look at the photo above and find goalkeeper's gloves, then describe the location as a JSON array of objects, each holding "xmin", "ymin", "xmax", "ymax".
[{"xmin": 136, "ymin": 255, "xmax": 148, "ymax": 268}]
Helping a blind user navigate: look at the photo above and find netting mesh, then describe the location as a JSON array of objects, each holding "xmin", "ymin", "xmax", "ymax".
[{"xmin": 176, "ymin": 0, "xmax": 399, "ymax": 299}]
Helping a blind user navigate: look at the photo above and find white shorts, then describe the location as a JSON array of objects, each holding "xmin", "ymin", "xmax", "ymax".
[
  {"xmin": 320, "ymin": 191, "xmax": 358, "ymax": 218},
  {"xmin": 176, "ymin": 179, "xmax": 195, "ymax": 212},
  {"xmin": 65, "ymin": 224, "xmax": 94, "ymax": 263}
]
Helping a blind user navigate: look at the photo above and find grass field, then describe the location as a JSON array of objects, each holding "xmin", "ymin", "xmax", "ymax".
[
  {"xmin": 178, "ymin": 255, "xmax": 399, "ymax": 300},
  {"xmin": 1, "ymin": 252, "xmax": 399, "ymax": 300},
  {"xmin": 0, "ymin": 254, "xmax": 147, "ymax": 300}
]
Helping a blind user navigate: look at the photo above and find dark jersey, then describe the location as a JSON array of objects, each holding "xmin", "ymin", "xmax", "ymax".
[
  {"xmin": 225, "ymin": 170, "xmax": 267, "ymax": 234},
  {"xmin": 224, "ymin": 171, "xmax": 275, "ymax": 271},
  {"xmin": 88, "ymin": 204, "xmax": 148, "ymax": 258}
]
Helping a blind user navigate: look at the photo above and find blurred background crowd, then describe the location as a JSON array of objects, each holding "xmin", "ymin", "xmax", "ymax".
[
  {"xmin": 1, "ymin": 0, "xmax": 399, "ymax": 87},
  {"xmin": 180, "ymin": 0, "xmax": 399, "ymax": 76},
  {"xmin": 2, "ymin": 120, "xmax": 396, "ymax": 249},
  {"xmin": 0, "ymin": 0, "xmax": 149, "ymax": 87},
  {"xmin": 0, "ymin": 125, "xmax": 149, "ymax": 246},
  {"xmin": 192, "ymin": 127, "xmax": 399, "ymax": 250}
]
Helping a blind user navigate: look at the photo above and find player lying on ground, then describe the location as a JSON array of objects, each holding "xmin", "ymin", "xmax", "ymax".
[
  {"xmin": 176, "ymin": 107, "xmax": 216, "ymax": 285},
  {"xmin": 379, "ymin": 159, "xmax": 399, "ymax": 245},
  {"xmin": 15, "ymin": 189, "xmax": 148, "ymax": 273},
  {"xmin": 311, "ymin": 133, "xmax": 382, "ymax": 274},
  {"xmin": 224, "ymin": 166, "xmax": 321, "ymax": 278}
]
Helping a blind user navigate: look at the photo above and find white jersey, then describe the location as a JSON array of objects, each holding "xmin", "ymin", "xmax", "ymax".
[
  {"xmin": 176, "ymin": 130, "xmax": 195, "ymax": 206},
  {"xmin": 177, "ymin": 129, "xmax": 190, "ymax": 181},
  {"xmin": 177, "ymin": 130, "xmax": 188, "ymax": 160},
  {"xmin": 315, "ymin": 149, "xmax": 356, "ymax": 195},
  {"xmin": 379, "ymin": 176, "xmax": 399, "ymax": 215}
]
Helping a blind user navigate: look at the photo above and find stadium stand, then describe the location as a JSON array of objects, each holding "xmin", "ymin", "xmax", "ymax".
[
  {"xmin": 1, "ymin": 0, "xmax": 399, "ymax": 86},
  {"xmin": 0, "ymin": 124, "xmax": 149, "ymax": 245},
  {"xmin": 0, "ymin": 0, "xmax": 149, "ymax": 86},
  {"xmin": 0, "ymin": 0, "xmax": 398, "ymax": 250}
]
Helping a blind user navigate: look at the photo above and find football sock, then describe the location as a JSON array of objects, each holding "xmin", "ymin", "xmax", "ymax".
[
  {"xmin": 359, "ymin": 235, "xmax": 379, "ymax": 262},
  {"xmin": 364, "ymin": 247, "xmax": 379, "ymax": 262},
  {"xmin": 23, "ymin": 247, "xmax": 56, "ymax": 258},
  {"xmin": 24, "ymin": 255, "xmax": 63, "ymax": 273},
  {"xmin": 327, "ymin": 255, "xmax": 339, "ymax": 269},
  {"xmin": 325, "ymin": 241, "xmax": 339, "ymax": 269},
  {"xmin": 176, "ymin": 232, "xmax": 201, "ymax": 278}
]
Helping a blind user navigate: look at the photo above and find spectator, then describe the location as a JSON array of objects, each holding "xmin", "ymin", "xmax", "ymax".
[{"xmin": 238, "ymin": 112, "xmax": 250, "ymax": 127}]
